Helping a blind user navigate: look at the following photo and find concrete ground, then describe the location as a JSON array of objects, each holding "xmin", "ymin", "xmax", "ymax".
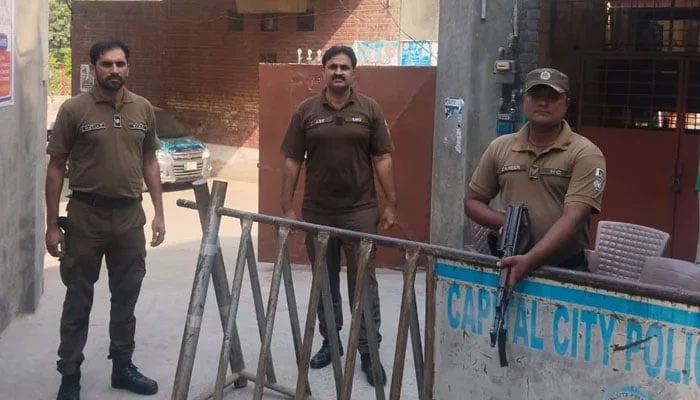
[{"xmin": 0, "ymin": 147, "xmax": 427, "ymax": 399}]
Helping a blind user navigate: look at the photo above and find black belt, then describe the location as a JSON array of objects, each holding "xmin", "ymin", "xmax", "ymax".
[
  {"xmin": 556, "ymin": 251, "xmax": 588, "ymax": 271},
  {"xmin": 71, "ymin": 191, "xmax": 141, "ymax": 209}
]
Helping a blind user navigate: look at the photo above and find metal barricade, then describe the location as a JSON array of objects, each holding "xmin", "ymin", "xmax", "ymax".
[{"xmin": 171, "ymin": 180, "xmax": 492, "ymax": 400}]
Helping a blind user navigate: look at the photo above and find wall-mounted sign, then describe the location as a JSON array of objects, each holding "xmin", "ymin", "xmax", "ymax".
[
  {"xmin": 400, "ymin": 41, "xmax": 437, "ymax": 67},
  {"xmin": 0, "ymin": 0, "xmax": 14, "ymax": 107}
]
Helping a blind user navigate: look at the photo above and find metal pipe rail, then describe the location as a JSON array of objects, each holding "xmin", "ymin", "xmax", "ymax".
[
  {"xmin": 178, "ymin": 200, "xmax": 700, "ymax": 305},
  {"xmin": 177, "ymin": 199, "xmax": 498, "ymax": 266}
]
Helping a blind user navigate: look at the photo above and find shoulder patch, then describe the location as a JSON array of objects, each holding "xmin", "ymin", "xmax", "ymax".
[
  {"xmin": 593, "ymin": 177, "xmax": 604, "ymax": 192},
  {"xmin": 595, "ymin": 167, "xmax": 606, "ymax": 179}
]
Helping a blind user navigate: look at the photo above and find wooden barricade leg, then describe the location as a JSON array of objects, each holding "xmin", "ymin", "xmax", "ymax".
[
  {"xmin": 213, "ymin": 218, "xmax": 254, "ymax": 400},
  {"xmin": 172, "ymin": 181, "xmax": 228, "ymax": 400},
  {"xmin": 340, "ymin": 239, "xmax": 374, "ymax": 400},
  {"xmin": 423, "ymin": 256, "xmax": 436, "ymax": 400},
  {"xmin": 281, "ymin": 253, "xmax": 310, "ymax": 395},
  {"xmin": 253, "ymin": 226, "xmax": 290, "ymax": 399},
  {"xmin": 360, "ymin": 239, "xmax": 386, "ymax": 400},
  {"xmin": 191, "ymin": 180, "xmax": 247, "ymax": 389},
  {"xmin": 389, "ymin": 249, "xmax": 421, "ymax": 400},
  {"xmin": 243, "ymin": 221, "xmax": 278, "ymax": 384},
  {"xmin": 295, "ymin": 231, "xmax": 330, "ymax": 399},
  {"xmin": 317, "ymin": 236, "xmax": 344, "ymax": 398},
  {"xmin": 409, "ymin": 273, "xmax": 426, "ymax": 399}
]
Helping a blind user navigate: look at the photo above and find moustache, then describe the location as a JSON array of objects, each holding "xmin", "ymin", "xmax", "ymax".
[{"xmin": 332, "ymin": 75, "xmax": 345, "ymax": 81}]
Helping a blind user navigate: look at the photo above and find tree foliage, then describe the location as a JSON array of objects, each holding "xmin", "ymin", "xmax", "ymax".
[
  {"xmin": 49, "ymin": 0, "xmax": 72, "ymax": 94},
  {"xmin": 49, "ymin": 0, "xmax": 71, "ymax": 57}
]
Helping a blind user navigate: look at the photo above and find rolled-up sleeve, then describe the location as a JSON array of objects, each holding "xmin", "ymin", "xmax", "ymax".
[{"xmin": 281, "ymin": 110, "xmax": 306, "ymax": 161}]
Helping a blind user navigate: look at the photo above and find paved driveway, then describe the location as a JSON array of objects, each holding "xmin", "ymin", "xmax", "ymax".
[{"xmin": 0, "ymin": 178, "xmax": 425, "ymax": 399}]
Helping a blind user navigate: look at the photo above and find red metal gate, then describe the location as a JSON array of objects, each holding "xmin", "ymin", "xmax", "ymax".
[
  {"xmin": 257, "ymin": 64, "xmax": 436, "ymax": 266},
  {"xmin": 577, "ymin": 55, "xmax": 700, "ymax": 260}
]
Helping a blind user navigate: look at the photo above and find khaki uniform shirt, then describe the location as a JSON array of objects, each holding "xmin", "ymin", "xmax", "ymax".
[
  {"xmin": 469, "ymin": 121, "xmax": 606, "ymax": 265},
  {"xmin": 281, "ymin": 88, "xmax": 394, "ymax": 214},
  {"xmin": 47, "ymin": 87, "xmax": 159, "ymax": 198}
]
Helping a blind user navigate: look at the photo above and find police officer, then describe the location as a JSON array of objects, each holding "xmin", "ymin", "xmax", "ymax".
[
  {"xmin": 465, "ymin": 68, "xmax": 607, "ymax": 289},
  {"xmin": 45, "ymin": 40, "xmax": 165, "ymax": 400},
  {"xmin": 280, "ymin": 45, "xmax": 398, "ymax": 387}
]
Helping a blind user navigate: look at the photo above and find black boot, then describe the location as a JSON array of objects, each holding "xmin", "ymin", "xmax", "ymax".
[
  {"xmin": 57, "ymin": 371, "xmax": 81, "ymax": 400},
  {"xmin": 360, "ymin": 354, "xmax": 386, "ymax": 387},
  {"xmin": 111, "ymin": 360, "xmax": 158, "ymax": 395},
  {"xmin": 309, "ymin": 339, "xmax": 343, "ymax": 369}
]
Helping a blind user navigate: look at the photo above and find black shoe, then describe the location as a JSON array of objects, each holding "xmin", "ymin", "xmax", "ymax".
[
  {"xmin": 309, "ymin": 340, "xmax": 343, "ymax": 369},
  {"xmin": 360, "ymin": 354, "xmax": 386, "ymax": 387},
  {"xmin": 111, "ymin": 361, "xmax": 158, "ymax": 395},
  {"xmin": 57, "ymin": 371, "xmax": 81, "ymax": 400}
]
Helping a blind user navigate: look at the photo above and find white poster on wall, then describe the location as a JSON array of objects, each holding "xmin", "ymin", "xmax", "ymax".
[
  {"xmin": 0, "ymin": 0, "xmax": 13, "ymax": 107},
  {"xmin": 79, "ymin": 64, "xmax": 94, "ymax": 92},
  {"xmin": 352, "ymin": 41, "xmax": 400, "ymax": 66}
]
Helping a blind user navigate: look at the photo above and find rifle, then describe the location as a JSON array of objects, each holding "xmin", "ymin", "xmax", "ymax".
[{"xmin": 489, "ymin": 204, "xmax": 531, "ymax": 367}]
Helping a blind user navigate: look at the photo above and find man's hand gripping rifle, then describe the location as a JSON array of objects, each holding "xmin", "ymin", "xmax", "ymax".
[{"xmin": 489, "ymin": 204, "xmax": 530, "ymax": 367}]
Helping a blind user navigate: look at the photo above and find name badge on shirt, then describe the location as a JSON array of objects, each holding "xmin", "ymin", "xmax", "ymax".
[
  {"xmin": 539, "ymin": 168, "xmax": 571, "ymax": 178},
  {"xmin": 307, "ymin": 116, "xmax": 333, "ymax": 129},
  {"xmin": 80, "ymin": 122, "xmax": 106, "ymax": 133},
  {"xmin": 498, "ymin": 164, "xmax": 527, "ymax": 174},
  {"xmin": 128, "ymin": 122, "xmax": 148, "ymax": 132}
]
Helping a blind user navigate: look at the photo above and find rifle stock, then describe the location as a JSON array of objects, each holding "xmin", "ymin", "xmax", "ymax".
[{"xmin": 489, "ymin": 204, "xmax": 530, "ymax": 367}]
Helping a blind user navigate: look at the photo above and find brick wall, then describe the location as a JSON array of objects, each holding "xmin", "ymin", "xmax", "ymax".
[
  {"xmin": 518, "ymin": 0, "xmax": 541, "ymax": 83},
  {"xmin": 71, "ymin": 2, "xmax": 166, "ymax": 105},
  {"xmin": 72, "ymin": 0, "xmax": 400, "ymax": 147}
]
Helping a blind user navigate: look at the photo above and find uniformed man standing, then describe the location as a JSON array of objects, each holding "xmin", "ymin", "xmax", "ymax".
[
  {"xmin": 45, "ymin": 40, "xmax": 165, "ymax": 400},
  {"xmin": 465, "ymin": 68, "xmax": 607, "ymax": 288},
  {"xmin": 280, "ymin": 45, "xmax": 398, "ymax": 387}
]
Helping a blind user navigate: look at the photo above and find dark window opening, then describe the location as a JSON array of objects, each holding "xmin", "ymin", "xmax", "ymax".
[
  {"xmin": 261, "ymin": 14, "xmax": 278, "ymax": 32},
  {"xmin": 604, "ymin": 1, "xmax": 700, "ymax": 52},
  {"xmin": 228, "ymin": 11, "xmax": 244, "ymax": 31},
  {"xmin": 260, "ymin": 53, "xmax": 278, "ymax": 63},
  {"xmin": 297, "ymin": 12, "xmax": 315, "ymax": 32},
  {"xmin": 551, "ymin": 1, "xmax": 700, "ymax": 133},
  {"xmin": 580, "ymin": 57, "xmax": 699, "ymax": 133}
]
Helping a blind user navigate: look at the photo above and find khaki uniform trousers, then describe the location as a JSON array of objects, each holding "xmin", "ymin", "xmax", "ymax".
[
  {"xmin": 303, "ymin": 207, "xmax": 382, "ymax": 355},
  {"xmin": 56, "ymin": 198, "xmax": 147, "ymax": 376}
]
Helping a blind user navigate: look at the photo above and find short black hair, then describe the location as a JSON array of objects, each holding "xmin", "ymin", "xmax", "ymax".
[
  {"xmin": 322, "ymin": 46, "xmax": 357, "ymax": 69},
  {"xmin": 89, "ymin": 40, "xmax": 130, "ymax": 65}
]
